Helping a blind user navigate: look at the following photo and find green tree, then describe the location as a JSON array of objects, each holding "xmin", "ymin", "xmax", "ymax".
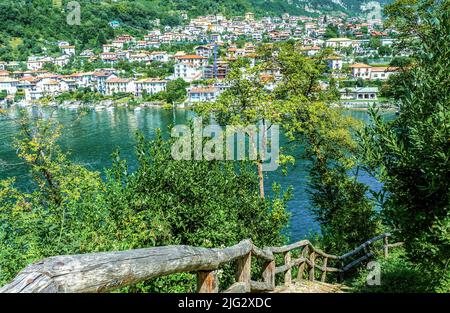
[
  {"xmin": 359, "ymin": 0, "xmax": 450, "ymax": 291},
  {"xmin": 164, "ymin": 78, "xmax": 189, "ymax": 104},
  {"xmin": 0, "ymin": 111, "xmax": 290, "ymax": 291},
  {"xmin": 324, "ymin": 24, "xmax": 340, "ymax": 39}
]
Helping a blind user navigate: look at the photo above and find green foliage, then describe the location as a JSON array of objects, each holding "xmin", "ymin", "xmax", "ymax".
[
  {"xmin": 359, "ymin": 0, "xmax": 450, "ymax": 291},
  {"xmin": 145, "ymin": 78, "xmax": 189, "ymax": 104},
  {"xmin": 286, "ymin": 101, "xmax": 381, "ymax": 255},
  {"xmin": 349, "ymin": 249, "xmax": 437, "ymax": 293},
  {"xmin": 0, "ymin": 112, "xmax": 290, "ymax": 291},
  {"xmin": 324, "ymin": 24, "xmax": 340, "ymax": 39}
]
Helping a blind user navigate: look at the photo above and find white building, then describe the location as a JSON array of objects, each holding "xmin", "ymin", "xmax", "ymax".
[
  {"xmin": 149, "ymin": 51, "xmax": 170, "ymax": 63},
  {"xmin": 175, "ymin": 54, "xmax": 208, "ymax": 67},
  {"xmin": 60, "ymin": 45, "xmax": 76, "ymax": 56},
  {"xmin": 327, "ymin": 56, "xmax": 343, "ymax": 71},
  {"xmin": 349, "ymin": 63, "xmax": 372, "ymax": 79},
  {"xmin": 187, "ymin": 87, "xmax": 220, "ymax": 103},
  {"xmin": 105, "ymin": 77, "xmax": 135, "ymax": 95},
  {"xmin": 194, "ymin": 45, "xmax": 213, "ymax": 58},
  {"xmin": 370, "ymin": 67, "xmax": 399, "ymax": 80},
  {"xmin": 340, "ymin": 87, "xmax": 379, "ymax": 100},
  {"xmin": 325, "ymin": 38, "xmax": 353, "ymax": 49},
  {"xmin": 349, "ymin": 63, "xmax": 399, "ymax": 80},
  {"xmin": 134, "ymin": 78, "xmax": 167, "ymax": 96},
  {"xmin": 0, "ymin": 77, "xmax": 19, "ymax": 95},
  {"xmin": 174, "ymin": 62, "xmax": 203, "ymax": 82}
]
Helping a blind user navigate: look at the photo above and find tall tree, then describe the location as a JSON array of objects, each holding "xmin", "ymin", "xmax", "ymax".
[{"xmin": 359, "ymin": 0, "xmax": 450, "ymax": 290}]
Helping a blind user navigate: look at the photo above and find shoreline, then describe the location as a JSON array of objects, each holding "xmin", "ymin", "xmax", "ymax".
[{"xmin": 8, "ymin": 99, "xmax": 396, "ymax": 112}]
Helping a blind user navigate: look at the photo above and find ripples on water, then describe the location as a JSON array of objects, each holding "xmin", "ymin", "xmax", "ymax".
[{"xmin": 0, "ymin": 107, "xmax": 384, "ymax": 241}]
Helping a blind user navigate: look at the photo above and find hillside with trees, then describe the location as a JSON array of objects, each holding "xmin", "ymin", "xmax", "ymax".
[{"xmin": 0, "ymin": 0, "xmax": 390, "ymax": 61}]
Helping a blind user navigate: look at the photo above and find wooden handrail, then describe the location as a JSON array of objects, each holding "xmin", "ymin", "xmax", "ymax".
[{"xmin": 0, "ymin": 234, "xmax": 402, "ymax": 293}]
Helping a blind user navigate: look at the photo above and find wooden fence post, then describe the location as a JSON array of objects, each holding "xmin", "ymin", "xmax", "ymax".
[
  {"xmin": 236, "ymin": 252, "xmax": 251, "ymax": 284},
  {"xmin": 197, "ymin": 270, "xmax": 218, "ymax": 293},
  {"xmin": 309, "ymin": 251, "xmax": 316, "ymax": 281},
  {"xmin": 297, "ymin": 246, "xmax": 309, "ymax": 281},
  {"xmin": 262, "ymin": 260, "xmax": 275, "ymax": 289},
  {"xmin": 384, "ymin": 236, "xmax": 389, "ymax": 258},
  {"xmin": 284, "ymin": 252, "xmax": 291, "ymax": 286},
  {"xmin": 321, "ymin": 257, "xmax": 328, "ymax": 282}
]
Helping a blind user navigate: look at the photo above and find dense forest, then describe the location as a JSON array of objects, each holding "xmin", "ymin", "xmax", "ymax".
[{"xmin": 0, "ymin": 0, "xmax": 390, "ymax": 61}]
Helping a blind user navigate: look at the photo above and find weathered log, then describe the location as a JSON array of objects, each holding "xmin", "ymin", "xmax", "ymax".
[
  {"xmin": 297, "ymin": 246, "xmax": 309, "ymax": 281},
  {"xmin": 309, "ymin": 252, "xmax": 316, "ymax": 281},
  {"xmin": 251, "ymin": 245, "xmax": 274, "ymax": 261},
  {"xmin": 270, "ymin": 240, "xmax": 309, "ymax": 254},
  {"xmin": 342, "ymin": 252, "xmax": 375, "ymax": 272},
  {"xmin": 321, "ymin": 258, "xmax": 328, "ymax": 282},
  {"xmin": 235, "ymin": 252, "xmax": 251, "ymax": 284},
  {"xmin": 197, "ymin": 270, "xmax": 218, "ymax": 293},
  {"xmin": 274, "ymin": 257, "xmax": 306, "ymax": 275},
  {"xmin": 224, "ymin": 282, "xmax": 250, "ymax": 293},
  {"xmin": 284, "ymin": 252, "xmax": 291, "ymax": 286},
  {"xmin": 250, "ymin": 281, "xmax": 273, "ymax": 292},
  {"xmin": 261, "ymin": 260, "xmax": 275, "ymax": 289},
  {"xmin": 0, "ymin": 240, "xmax": 252, "ymax": 293},
  {"xmin": 339, "ymin": 233, "xmax": 390, "ymax": 260},
  {"xmin": 383, "ymin": 236, "xmax": 389, "ymax": 258},
  {"xmin": 387, "ymin": 242, "xmax": 404, "ymax": 248}
]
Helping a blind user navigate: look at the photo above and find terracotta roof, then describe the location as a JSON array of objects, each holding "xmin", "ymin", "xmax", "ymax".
[
  {"xmin": 0, "ymin": 77, "xmax": 19, "ymax": 83},
  {"xmin": 93, "ymin": 71, "xmax": 111, "ymax": 77},
  {"xmin": 189, "ymin": 87, "xmax": 218, "ymax": 93},
  {"xmin": 327, "ymin": 55, "xmax": 342, "ymax": 60},
  {"xmin": 106, "ymin": 77, "xmax": 130, "ymax": 83},
  {"xmin": 175, "ymin": 54, "xmax": 207, "ymax": 60},
  {"xmin": 137, "ymin": 78, "xmax": 167, "ymax": 83},
  {"xmin": 349, "ymin": 63, "xmax": 371, "ymax": 68},
  {"xmin": 43, "ymin": 79, "xmax": 59, "ymax": 85},
  {"xmin": 371, "ymin": 66, "xmax": 399, "ymax": 72}
]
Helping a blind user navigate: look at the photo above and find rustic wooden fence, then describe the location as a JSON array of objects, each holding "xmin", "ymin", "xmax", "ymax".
[{"xmin": 0, "ymin": 233, "xmax": 402, "ymax": 293}]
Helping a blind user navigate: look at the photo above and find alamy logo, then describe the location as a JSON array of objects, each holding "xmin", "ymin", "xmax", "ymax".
[
  {"xmin": 366, "ymin": 261, "xmax": 381, "ymax": 286},
  {"xmin": 170, "ymin": 117, "xmax": 280, "ymax": 171}
]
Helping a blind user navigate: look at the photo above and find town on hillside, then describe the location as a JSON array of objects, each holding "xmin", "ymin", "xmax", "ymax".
[{"xmin": 0, "ymin": 12, "xmax": 407, "ymax": 109}]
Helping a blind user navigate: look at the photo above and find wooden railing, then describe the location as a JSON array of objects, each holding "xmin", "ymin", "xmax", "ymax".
[{"xmin": 0, "ymin": 233, "xmax": 402, "ymax": 293}]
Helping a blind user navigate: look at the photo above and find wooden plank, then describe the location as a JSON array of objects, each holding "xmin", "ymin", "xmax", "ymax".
[
  {"xmin": 251, "ymin": 245, "xmax": 274, "ymax": 261},
  {"xmin": 275, "ymin": 257, "xmax": 306, "ymax": 274},
  {"xmin": 339, "ymin": 233, "xmax": 390, "ymax": 260},
  {"xmin": 321, "ymin": 258, "xmax": 328, "ymax": 282},
  {"xmin": 197, "ymin": 271, "xmax": 218, "ymax": 293},
  {"xmin": 0, "ymin": 240, "xmax": 252, "ymax": 293},
  {"xmin": 308, "ymin": 252, "xmax": 316, "ymax": 281},
  {"xmin": 270, "ymin": 240, "xmax": 309, "ymax": 254},
  {"xmin": 342, "ymin": 252, "xmax": 375, "ymax": 272},
  {"xmin": 284, "ymin": 252, "xmax": 291, "ymax": 286},
  {"xmin": 235, "ymin": 252, "xmax": 251, "ymax": 283},
  {"xmin": 262, "ymin": 260, "xmax": 275, "ymax": 290},
  {"xmin": 297, "ymin": 246, "xmax": 309, "ymax": 281}
]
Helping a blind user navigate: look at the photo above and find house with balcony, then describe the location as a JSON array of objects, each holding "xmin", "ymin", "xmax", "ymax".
[
  {"xmin": 349, "ymin": 63, "xmax": 372, "ymax": 79},
  {"xmin": 134, "ymin": 78, "xmax": 167, "ymax": 96},
  {"xmin": 339, "ymin": 87, "xmax": 379, "ymax": 100},
  {"xmin": 370, "ymin": 66, "xmax": 399, "ymax": 80},
  {"xmin": 60, "ymin": 45, "xmax": 76, "ymax": 56},
  {"xmin": 105, "ymin": 77, "xmax": 135, "ymax": 95},
  {"xmin": 0, "ymin": 77, "xmax": 19, "ymax": 95},
  {"xmin": 187, "ymin": 86, "xmax": 220, "ymax": 103}
]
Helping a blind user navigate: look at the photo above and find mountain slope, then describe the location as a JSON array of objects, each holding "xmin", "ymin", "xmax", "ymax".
[{"xmin": 0, "ymin": 0, "xmax": 389, "ymax": 62}]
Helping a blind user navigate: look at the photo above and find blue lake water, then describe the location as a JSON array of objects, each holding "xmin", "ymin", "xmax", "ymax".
[{"xmin": 0, "ymin": 107, "xmax": 383, "ymax": 242}]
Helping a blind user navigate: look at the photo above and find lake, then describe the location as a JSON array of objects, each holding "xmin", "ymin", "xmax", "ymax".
[{"xmin": 0, "ymin": 106, "xmax": 382, "ymax": 242}]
